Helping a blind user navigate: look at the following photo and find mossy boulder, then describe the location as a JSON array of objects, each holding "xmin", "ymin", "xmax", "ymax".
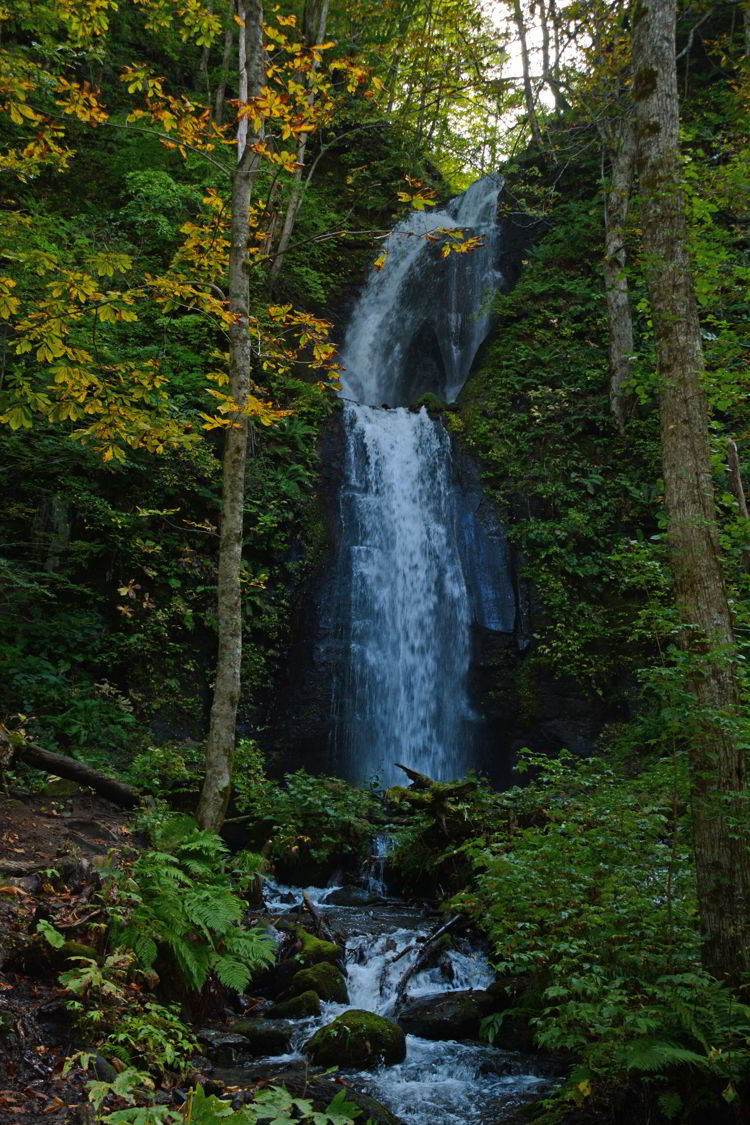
[
  {"xmin": 409, "ymin": 392, "xmax": 450, "ymax": 413},
  {"xmin": 276, "ymin": 923, "xmax": 343, "ymax": 969},
  {"xmin": 286, "ymin": 962, "xmax": 348, "ymax": 1004},
  {"xmin": 297, "ymin": 927, "xmax": 342, "ymax": 968},
  {"xmin": 305, "ymin": 1010, "xmax": 406, "ymax": 1069},
  {"xmin": 14, "ymin": 937, "xmax": 98, "ymax": 977},
  {"xmin": 266, "ymin": 990, "xmax": 321, "ymax": 1019}
]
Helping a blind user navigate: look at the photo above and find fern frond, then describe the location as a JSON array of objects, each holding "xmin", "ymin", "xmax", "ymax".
[
  {"xmin": 224, "ymin": 927, "xmax": 275, "ymax": 969},
  {"xmin": 211, "ymin": 954, "xmax": 251, "ymax": 992},
  {"xmin": 169, "ymin": 936, "xmax": 211, "ymax": 992},
  {"xmin": 183, "ymin": 889, "xmax": 242, "ymax": 936},
  {"xmin": 624, "ymin": 1037, "xmax": 709, "ymax": 1073}
]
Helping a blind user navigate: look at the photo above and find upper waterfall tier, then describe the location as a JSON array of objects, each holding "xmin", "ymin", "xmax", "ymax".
[{"xmin": 340, "ymin": 174, "xmax": 504, "ymax": 407}]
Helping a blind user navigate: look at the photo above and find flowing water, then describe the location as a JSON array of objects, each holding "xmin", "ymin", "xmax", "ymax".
[
  {"xmin": 227, "ymin": 881, "xmax": 554, "ymax": 1125},
  {"xmin": 330, "ymin": 175, "xmax": 506, "ymax": 787},
  {"xmin": 229, "ymin": 177, "xmax": 548, "ymax": 1122}
]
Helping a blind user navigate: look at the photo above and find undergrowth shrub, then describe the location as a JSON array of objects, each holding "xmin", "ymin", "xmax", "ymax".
[
  {"xmin": 104, "ymin": 814, "xmax": 274, "ymax": 993},
  {"xmin": 444, "ymin": 751, "xmax": 750, "ymax": 1119}
]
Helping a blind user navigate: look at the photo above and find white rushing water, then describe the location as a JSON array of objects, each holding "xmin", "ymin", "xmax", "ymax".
[
  {"xmin": 336, "ymin": 405, "xmax": 472, "ymax": 787},
  {"xmin": 340, "ymin": 175, "xmax": 505, "ymax": 407},
  {"xmin": 254, "ymin": 881, "xmax": 552, "ymax": 1125},
  {"xmin": 331, "ymin": 175, "xmax": 505, "ymax": 788}
]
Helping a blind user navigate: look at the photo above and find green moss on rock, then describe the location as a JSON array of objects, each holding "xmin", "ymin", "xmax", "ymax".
[
  {"xmin": 304, "ymin": 1009, "xmax": 406, "ymax": 1069},
  {"xmin": 287, "ymin": 961, "xmax": 348, "ymax": 1004},
  {"xmin": 267, "ymin": 990, "xmax": 321, "ymax": 1019},
  {"xmin": 277, "ymin": 923, "xmax": 342, "ymax": 968}
]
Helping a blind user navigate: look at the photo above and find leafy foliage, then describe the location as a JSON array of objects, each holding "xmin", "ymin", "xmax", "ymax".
[
  {"xmin": 105, "ymin": 815, "xmax": 274, "ymax": 993},
  {"xmin": 61, "ymin": 953, "xmax": 199, "ymax": 1078}
]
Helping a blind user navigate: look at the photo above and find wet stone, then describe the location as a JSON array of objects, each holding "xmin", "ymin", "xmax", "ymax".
[
  {"xmin": 396, "ymin": 989, "xmax": 496, "ymax": 1041},
  {"xmin": 196, "ymin": 1030, "xmax": 252, "ymax": 1065},
  {"xmin": 227, "ymin": 1019, "xmax": 293, "ymax": 1056},
  {"xmin": 285, "ymin": 961, "xmax": 348, "ymax": 1004},
  {"xmin": 266, "ymin": 990, "xmax": 321, "ymax": 1019}
]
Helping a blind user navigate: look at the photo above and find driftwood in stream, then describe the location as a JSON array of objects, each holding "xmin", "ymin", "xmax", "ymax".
[
  {"xmin": 394, "ymin": 915, "xmax": 461, "ymax": 1006},
  {"xmin": 3, "ymin": 733, "xmax": 140, "ymax": 808},
  {"xmin": 394, "ymin": 763, "xmax": 434, "ymax": 788},
  {"xmin": 302, "ymin": 892, "xmax": 338, "ymax": 945}
]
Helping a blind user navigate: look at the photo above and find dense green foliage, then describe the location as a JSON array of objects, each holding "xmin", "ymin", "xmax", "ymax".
[
  {"xmin": 2, "ymin": 1, "xmax": 750, "ymax": 1122},
  {"xmin": 387, "ymin": 756, "xmax": 750, "ymax": 1119}
]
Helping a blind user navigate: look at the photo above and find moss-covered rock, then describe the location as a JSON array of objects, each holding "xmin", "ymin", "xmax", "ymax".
[
  {"xmin": 304, "ymin": 1010, "xmax": 406, "ymax": 1069},
  {"xmin": 409, "ymin": 392, "xmax": 450, "ymax": 413},
  {"xmin": 276, "ymin": 923, "xmax": 343, "ymax": 969},
  {"xmin": 266, "ymin": 990, "xmax": 321, "ymax": 1019},
  {"xmin": 286, "ymin": 962, "xmax": 348, "ymax": 1004}
]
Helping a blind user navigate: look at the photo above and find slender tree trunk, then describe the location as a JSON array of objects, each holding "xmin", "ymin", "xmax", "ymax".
[
  {"xmin": 199, "ymin": 0, "xmax": 213, "ymax": 107},
  {"xmin": 236, "ymin": 0, "xmax": 250, "ymax": 162},
  {"xmin": 602, "ymin": 115, "xmax": 636, "ymax": 432},
  {"xmin": 214, "ymin": 0, "xmax": 235, "ymax": 125},
  {"xmin": 513, "ymin": 0, "xmax": 544, "ymax": 151},
  {"xmin": 537, "ymin": 0, "xmax": 570, "ymax": 112},
  {"xmin": 727, "ymin": 439, "xmax": 750, "ymax": 574},
  {"xmin": 196, "ymin": 0, "xmax": 265, "ymax": 833},
  {"xmin": 268, "ymin": 0, "xmax": 329, "ymax": 289},
  {"xmin": 633, "ymin": 0, "xmax": 750, "ymax": 980}
]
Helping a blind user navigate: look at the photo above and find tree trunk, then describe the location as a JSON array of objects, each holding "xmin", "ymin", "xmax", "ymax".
[
  {"xmin": 267, "ymin": 0, "xmax": 329, "ymax": 289},
  {"xmin": 727, "ymin": 439, "xmax": 750, "ymax": 574},
  {"xmin": 199, "ymin": 0, "xmax": 213, "ymax": 107},
  {"xmin": 632, "ymin": 0, "xmax": 750, "ymax": 981},
  {"xmin": 214, "ymin": 0, "xmax": 235, "ymax": 126},
  {"xmin": 513, "ymin": 0, "xmax": 544, "ymax": 152},
  {"xmin": 196, "ymin": 0, "xmax": 265, "ymax": 833},
  {"xmin": 602, "ymin": 115, "xmax": 636, "ymax": 433}
]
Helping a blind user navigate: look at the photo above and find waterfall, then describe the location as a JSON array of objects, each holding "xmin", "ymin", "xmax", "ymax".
[{"xmin": 331, "ymin": 175, "xmax": 505, "ymax": 788}]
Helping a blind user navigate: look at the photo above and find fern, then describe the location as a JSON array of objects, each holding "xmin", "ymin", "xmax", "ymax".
[
  {"xmin": 211, "ymin": 955, "xmax": 251, "ymax": 993},
  {"xmin": 623, "ymin": 1037, "xmax": 711, "ymax": 1073},
  {"xmin": 107, "ymin": 815, "xmax": 274, "ymax": 995}
]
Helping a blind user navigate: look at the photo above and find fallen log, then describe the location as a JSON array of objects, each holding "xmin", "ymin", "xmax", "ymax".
[
  {"xmin": 5, "ymin": 735, "xmax": 140, "ymax": 809},
  {"xmin": 302, "ymin": 892, "xmax": 338, "ymax": 945},
  {"xmin": 394, "ymin": 763, "xmax": 434, "ymax": 788},
  {"xmin": 394, "ymin": 915, "xmax": 461, "ymax": 1006}
]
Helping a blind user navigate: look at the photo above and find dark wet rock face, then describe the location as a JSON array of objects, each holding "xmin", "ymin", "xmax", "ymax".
[
  {"xmin": 266, "ymin": 990, "xmax": 321, "ymax": 1019},
  {"xmin": 396, "ymin": 989, "xmax": 496, "ymax": 1041},
  {"xmin": 226, "ymin": 1019, "xmax": 294, "ymax": 1056},
  {"xmin": 322, "ymin": 886, "xmax": 385, "ymax": 907}
]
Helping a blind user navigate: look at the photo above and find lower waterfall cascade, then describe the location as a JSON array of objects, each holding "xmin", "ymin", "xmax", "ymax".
[
  {"xmin": 328, "ymin": 173, "xmax": 513, "ymax": 787},
  {"xmin": 213, "ymin": 880, "xmax": 556, "ymax": 1125}
]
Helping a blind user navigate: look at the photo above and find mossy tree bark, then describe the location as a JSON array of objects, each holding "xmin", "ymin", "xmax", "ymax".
[
  {"xmin": 632, "ymin": 0, "xmax": 750, "ymax": 980},
  {"xmin": 196, "ymin": 0, "xmax": 265, "ymax": 833}
]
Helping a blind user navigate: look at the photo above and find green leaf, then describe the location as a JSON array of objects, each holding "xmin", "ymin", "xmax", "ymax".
[{"xmin": 36, "ymin": 919, "xmax": 65, "ymax": 949}]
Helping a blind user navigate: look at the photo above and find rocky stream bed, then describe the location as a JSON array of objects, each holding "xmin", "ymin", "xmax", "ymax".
[{"xmin": 199, "ymin": 876, "xmax": 561, "ymax": 1125}]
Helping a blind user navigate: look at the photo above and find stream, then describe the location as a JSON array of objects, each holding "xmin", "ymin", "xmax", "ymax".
[{"xmin": 216, "ymin": 879, "xmax": 555, "ymax": 1125}]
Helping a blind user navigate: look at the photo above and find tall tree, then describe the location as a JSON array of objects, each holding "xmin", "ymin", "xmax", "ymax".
[
  {"xmin": 512, "ymin": 0, "xmax": 544, "ymax": 152},
  {"xmin": 196, "ymin": 0, "xmax": 266, "ymax": 832},
  {"xmin": 632, "ymin": 0, "xmax": 750, "ymax": 979}
]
